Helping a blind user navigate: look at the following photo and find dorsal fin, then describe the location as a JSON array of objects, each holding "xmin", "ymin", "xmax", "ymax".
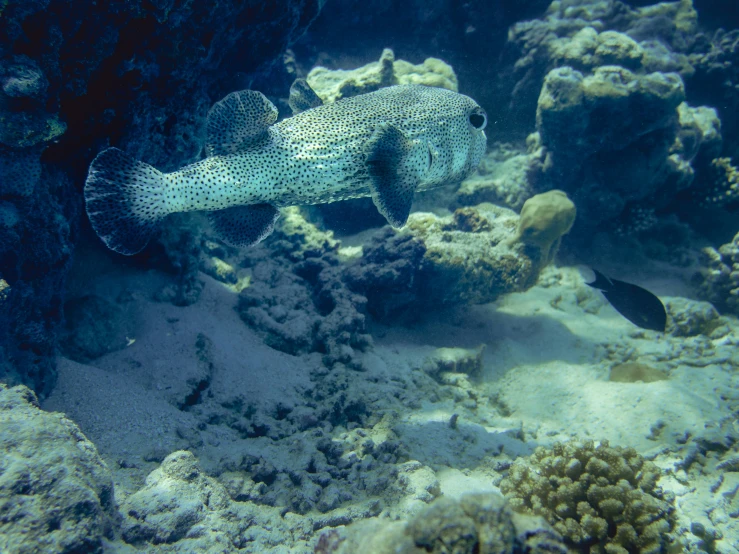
[
  {"xmin": 364, "ymin": 122, "xmax": 423, "ymax": 228},
  {"xmin": 206, "ymin": 90, "xmax": 278, "ymax": 156},
  {"xmin": 288, "ymin": 78, "xmax": 323, "ymax": 115}
]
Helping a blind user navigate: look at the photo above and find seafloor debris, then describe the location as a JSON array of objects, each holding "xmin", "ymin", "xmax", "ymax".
[{"xmin": 315, "ymin": 492, "xmax": 567, "ymax": 554}]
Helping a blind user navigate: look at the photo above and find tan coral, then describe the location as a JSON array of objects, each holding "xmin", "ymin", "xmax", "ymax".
[
  {"xmin": 307, "ymin": 48, "xmax": 457, "ymax": 103},
  {"xmin": 500, "ymin": 441, "xmax": 676, "ymax": 553}
]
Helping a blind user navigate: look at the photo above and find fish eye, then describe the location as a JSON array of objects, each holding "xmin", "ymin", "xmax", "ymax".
[{"xmin": 468, "ymin": 108, "xmax": 487, "ymax": 130}]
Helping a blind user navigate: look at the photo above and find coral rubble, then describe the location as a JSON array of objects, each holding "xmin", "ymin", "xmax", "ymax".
[{"xmin": 317, "ymin": 492, "xmax": 567, "ymax": 554}]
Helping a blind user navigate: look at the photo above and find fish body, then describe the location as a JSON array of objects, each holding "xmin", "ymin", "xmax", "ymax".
[
  {"xmin": 586, "ymin": 269, "xmax": 667, "ymax": 332},
  {"xmin": 85, "ymin": 82, "xmax": 487, "ymax": 255}
]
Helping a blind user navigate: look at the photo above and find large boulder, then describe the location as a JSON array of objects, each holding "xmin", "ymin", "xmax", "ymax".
[{"xmin": 0, "ymin": 384, "xmax": 116, "ymax": 553}]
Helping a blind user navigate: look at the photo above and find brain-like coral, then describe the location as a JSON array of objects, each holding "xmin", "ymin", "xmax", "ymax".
[
  {"xmin": 513, "ymin": 190, "xmax": 576, "ymax": 262},
  {"xmin": 500, "ymin": 440, "xmax": 676, "ymax": 554}
]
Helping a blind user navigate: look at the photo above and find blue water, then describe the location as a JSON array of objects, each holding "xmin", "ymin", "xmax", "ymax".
[{"xmin": 1, "ymin": 1, "xmax": 738, "ymax": 552}]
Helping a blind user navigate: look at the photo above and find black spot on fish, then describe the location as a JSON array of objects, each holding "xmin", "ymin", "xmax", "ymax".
[{"xmin": 586, "ymin": 269, "xmax": 667, "ymax": 333}]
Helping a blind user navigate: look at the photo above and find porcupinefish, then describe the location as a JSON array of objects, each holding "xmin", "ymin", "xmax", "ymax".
[
  {"xmin": 586, "ymin": 269, "xmax": 667, "ymax": 332},
  {"xmin": 84, "ymin": 80, "xmax": 488, "ymax": 255}
]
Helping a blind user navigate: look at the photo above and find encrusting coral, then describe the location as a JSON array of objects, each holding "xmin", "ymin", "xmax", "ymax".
[
  {"xmin": 500, "ymin": 440, "xmax": 677, "ymax": 554},
  {"xmin": 307, "ymin": 48, "xmax": 458, "ymax": 104}
]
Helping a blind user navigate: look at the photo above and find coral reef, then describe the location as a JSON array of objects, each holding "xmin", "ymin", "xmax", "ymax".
[
  {"xmin": 121, "ymin": 450, "xmax": 232, "ymax": 545},
  {"xmin": 665, "ymin": 297, "xmax": 725, "ymax": 337},
  {"xmin": 688, "ymin": 29, "xmax": 739, "ymax": 161},
  {"xmin": 693, "ymin": 232, "xmax": 739, "ymax": 316},
  {"xmin": 495, "ymin": 0, "xmax": 698, "ymax": 134},
  {"xmin": 345, "ymin": 205, "xmax": 542, "ymax": 322},
  {"xmin": 316, "ymin": 492, "xmax": 567, "ymax": 554},
  {"xmin": 500, "ymin": 440, "xmax": 677, "ymax": 554},
  {"xmin": 307, "ymin": 48, "xmax": 458, "ymax": 103},
  {"xmin": 0, "ymin": 384, "xmax": 115, "ymax": 553},
  {"xmin": 421, "ymin": 345, "xmax": 487, "ymax": 381},
  {"xmin": 530, "ymin": 65, "xmax": 722, "ymax": 233},
  {"xmin": 0, "ymin": 0, "xmax": 323, "ymax": 397},
  {"xmin": 120, "ymin": 450, "xmax": 323, "ymax": 551}
]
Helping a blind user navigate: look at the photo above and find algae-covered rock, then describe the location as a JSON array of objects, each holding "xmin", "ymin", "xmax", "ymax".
[
  {"xmin": 609, "ymin": 362, "xmax": 668, "ymax": 383},
  {"xmin": 497, "ymin": 0, "xmax": 697, "ymax": 133},
  {"xmin": 537, "ymin": 66, "xmax": 685, "ymax": 174},
  {"xmin": 317, "ymin": 492, "xmax": 566, "ymax": 554},
  {"xmin": 61, "ymin": 295, "xmax": 130, "ymax": 362},
  {"xmin": 0, "ymin": 55, "xmax": 66, "ymax": 149},
  {"xmin": 665, "ymin": 298, "xmax": 724, "ymax": 337},
  {"xmin": 121, "ymin": 450, "xmax": 231, "ymax": 544},
  {"xmin": 307, "ymin": 48, "xmax": 457, "ymax": 103},
  {"xmin": 513, "ymin": 190, "xmax": 576, "ymax": 261},
  {"xmin": 500, "ymin": 440, "xmax": 676, "ymax": 554},
  {"xmin": 455, "ymin": 143, "xmax": 535, "ymax": 211},
  {"xmin": 531, "ymin": 64, "xmax": 723, "ymax": 234},
  {"xmin": 0, "ymin": 384, "xmax": 115, "ymax": 553},
  {"xmin": 345, "ymin": 205, "xmax": 541, "ymax": 321}
]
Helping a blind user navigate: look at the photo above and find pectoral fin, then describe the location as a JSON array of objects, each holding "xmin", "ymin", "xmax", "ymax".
[
  {"xmin": 206, "ymin": 90, "xmax": 278, "ymax": 156},
  {"xmin": 364, "ymin": 122, "xmax": 422, "ymax": 228},
  {"xmin": 288, "ymin": 78, "xmax": 323, "ymax": 115},
  {"xmin": 208, "ymin": 204, "xmax": 280, "ymax": 247}
]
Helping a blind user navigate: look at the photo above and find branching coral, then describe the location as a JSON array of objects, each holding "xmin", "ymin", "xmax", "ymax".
[
  {"xmin": 500, "ymin": 440, "xmax": 676, "ymax": 554},
  {"xmin": 700, "ymin": 157, "xmax": 739, "ymax": 208},
  {"xmin": 693, "ymin": 232, "xmax": 739, "ymax": 316}
]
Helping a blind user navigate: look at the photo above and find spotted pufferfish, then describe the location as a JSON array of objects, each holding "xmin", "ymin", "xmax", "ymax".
[{"xmin": 85, "ymin": 79, "xmax": 488, "ymax": 255}]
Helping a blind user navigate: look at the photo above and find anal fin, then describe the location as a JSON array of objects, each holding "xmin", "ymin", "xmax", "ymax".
[
  {"xmin": 288, "ymin": 78, "xmax": 323, "ymax": 115},
  {"xmin": 208, "ymin": 204, "xmax": 280, "ymax": 247},
  {"xmin": 364, "ymin": 122, "xmax": 422, "ymax": 228}
]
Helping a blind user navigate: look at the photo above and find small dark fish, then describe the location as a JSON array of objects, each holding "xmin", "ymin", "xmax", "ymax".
[{"xmin": 586, "ymin": 269, "xmax": 667, "ymax": 332}]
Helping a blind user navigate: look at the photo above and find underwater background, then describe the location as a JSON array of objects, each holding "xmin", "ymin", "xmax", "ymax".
[{"xmin": 1, "ymin": 0, "xmax": 739, "ymax": 552}]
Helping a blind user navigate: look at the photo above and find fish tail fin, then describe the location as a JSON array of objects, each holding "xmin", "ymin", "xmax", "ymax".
[
  {"xmin": 586, "ymin": 268, "xmax": 613, "ymax": 291},
  {"xmin": 84, "ymin": 148, "xmax": 170, "ymax": 255}
]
